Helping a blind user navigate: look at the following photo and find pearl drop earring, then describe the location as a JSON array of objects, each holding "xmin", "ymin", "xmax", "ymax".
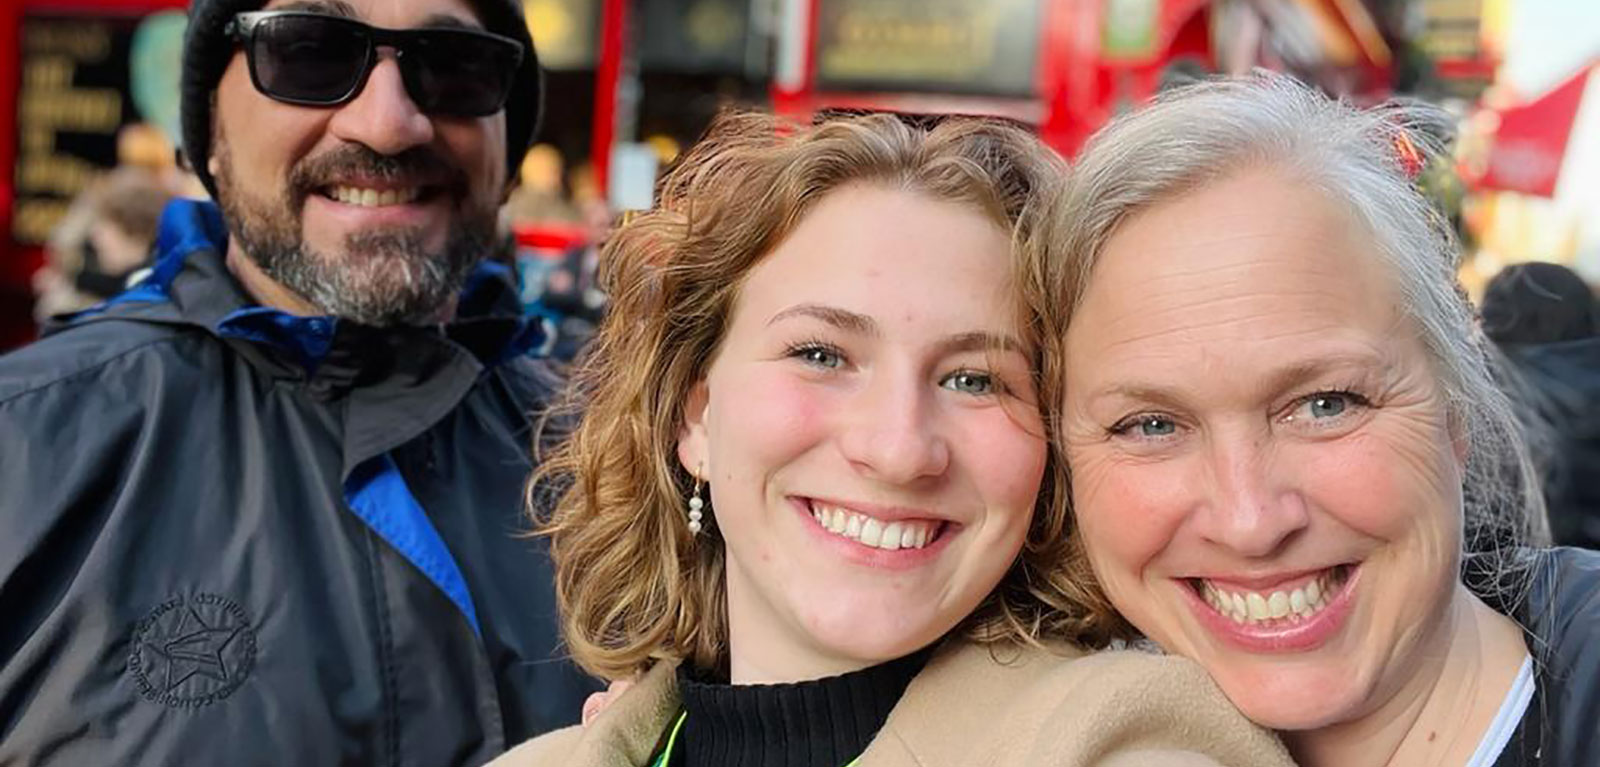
[{"xmin": 687, "ymin": 475, "xmax": 705, "ymax": 535}]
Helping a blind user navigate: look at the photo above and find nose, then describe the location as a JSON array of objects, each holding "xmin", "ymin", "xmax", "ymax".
[
  {"xmin": 837, "ymin": 369, "xmax": 951, "ymax": 485},
  {"xmin": 1194, "ymin": 430, "xmax": 1309, "ymax": 558},
  {"xmin": 326, "ymin": 53, "xmax": 434, "ymax": 154}
]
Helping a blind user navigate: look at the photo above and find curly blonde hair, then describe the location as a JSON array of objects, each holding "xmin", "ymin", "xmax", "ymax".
[{"xmin": 529, "ymin": 110, "xmax": 1114, "ymax": 681}]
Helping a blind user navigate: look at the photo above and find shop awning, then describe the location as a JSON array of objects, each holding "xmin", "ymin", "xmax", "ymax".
[{"xmin": 1476, "ymin": 62, "xmax": 1594, "ymax": 198}]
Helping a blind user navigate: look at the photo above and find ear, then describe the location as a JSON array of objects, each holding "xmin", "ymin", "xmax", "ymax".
[{"xmin": 676, "ymin": 380, "xmax": 711, "ymax": 479}]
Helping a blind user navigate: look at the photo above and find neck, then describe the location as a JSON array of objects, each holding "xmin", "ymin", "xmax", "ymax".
[
  {"xmin": 225, "ymin": 245, "xmax": 321, "ymax": 317},
  {"xmin": 725, "ymin": 573, "xmax": 884, "ymax": 684},
  {"xmin": 1286, "ymin": 586, "xmax": 1528, "ymax": 767},
  {"xmin": 728, "ymin": 637, "xmax": 876, "ymax": 685}
]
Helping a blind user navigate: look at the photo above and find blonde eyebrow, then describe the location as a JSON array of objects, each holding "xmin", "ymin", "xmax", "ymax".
[
  {"xmin": 1086, "ymin": 351, "xmax": 1387, "ymax": 408},
  {"xmin": 1259, "ymin": 354, "xmax": 1384, "ymax": 395},
  {"xmin": 934, "ymin": 331, "xmax": 1027, "ymax": 357},
  {"xmin": 768, "ymin": 303, "xmax": 1026, "ymax": 356},
  {"xmin": 767, "ymin": 304, "xmax": 877, "ymax": 336},
  {"xmin": 1087, "ymin": 383, "xmax": 1187, "ymax": 411}
]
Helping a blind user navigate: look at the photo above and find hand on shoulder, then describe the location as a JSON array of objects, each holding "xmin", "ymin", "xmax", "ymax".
[{"xmin": 582, "ymin": 678, "xmax": 638, "ymax": 726}]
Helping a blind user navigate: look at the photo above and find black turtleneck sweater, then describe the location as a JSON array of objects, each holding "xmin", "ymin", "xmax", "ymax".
[{"xmin": 665, "ymin": 649, "xmax": 933, "ymax": 767}]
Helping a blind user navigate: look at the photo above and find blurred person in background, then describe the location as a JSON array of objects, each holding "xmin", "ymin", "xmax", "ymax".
[
  {"xmin": 503, "ymin": 144, "xmax": 599, "ymax": 359},
  {"xmin": 535, "ymin": 239, "xmax": 604, "ymax": 362},
  {"xmin": 1482, "ymin": 262, "xmax": 1600, "ymax": 549},
  {"xmin": 117, "ymin": 121, "xmax": 206, "ymax": 197},
  {"xmin": 504, "ymin": 143, "xmax": 581, "ymax": 226},
  {"xmin": 31, "ymin": 166, "xmax": 172, "ymax": 320},
  {"xmin": 0, "ymin": 0, "xmax": 596, "ymax": 763}
]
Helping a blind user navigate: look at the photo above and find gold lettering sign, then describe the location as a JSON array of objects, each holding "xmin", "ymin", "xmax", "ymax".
[
  {"xmin": 1419, "ymin": 0, "xmax": 1483, "ymax": 60},
  {"xmin": 814, "ymin": 0, "xmax": 1041, "ymax": 97},
  {"xmin": 22, "ymin": 21, "xmax": 112, "ymax": 59},
  {"xmin": 12, "ymin": 16, "xmax": 131, "ymax": 245},
  {"xmin": 14, "ymin": 200, "xmax": 75, "ymax": 245}
]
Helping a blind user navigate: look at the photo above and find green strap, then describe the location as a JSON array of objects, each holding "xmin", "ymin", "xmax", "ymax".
[
  {"xmin": 649, "ymin": 712, "xmax": 688, "ymax": 767},
  {"xmin": 649, "ymin": 711, "xmax": 861, "ymax": 767}
]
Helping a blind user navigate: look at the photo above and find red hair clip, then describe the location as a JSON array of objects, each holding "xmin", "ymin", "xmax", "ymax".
[{"xmin": 1393, "ymin": 132, "xmax": 1425, "ymax": 180}]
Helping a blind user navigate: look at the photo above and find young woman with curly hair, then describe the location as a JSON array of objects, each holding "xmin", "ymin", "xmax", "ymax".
[{"xmin": 493, "ymin": 111, "xmax": 1290, "ymax": 767}]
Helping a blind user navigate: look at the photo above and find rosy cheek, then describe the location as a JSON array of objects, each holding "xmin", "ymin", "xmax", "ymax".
[
  {"xmin": 713, "ymin": 370, "xmax": 833, "ymax": 470},
  {"xmin": 1077, "ymin": 456, "xmax": 1191, "ymax": 567},
  {"xmin": 1074, "ymin": 475, "xmax": 1167, "ymax": 623},
  {"xmin": 754, "ymin": 375, "xmax": 831, "ymax": 429},
  {"xmin": 951, "ymin": 410, "xmax": 1046, "ymax": 511},
  {"xmin": 1289, "ymin": 434, "xmax": 1458, "ymax": 544}
]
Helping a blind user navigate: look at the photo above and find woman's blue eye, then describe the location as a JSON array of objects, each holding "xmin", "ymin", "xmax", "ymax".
[
  {"xmin": 1308, "ymin": 395, "xmax": 1348, "ymax": 418},
  {"xmin": 941, "ymin": 371, "xmax": 995, "ymax": 395},
  {"xmin": 1136, "ymin": 416, "xmax": 1176, "ymax": 436},
  {"xmin": 794, "ymin": 346, "xmax": 842, "ymax": 369},
  {"xmin": 1112, "ymin": 414, "xmax": 1177, "ymax": 438},
  {"xmin": 1282, "ymin": 390, "xmax": 1370, "ymax": 429}
]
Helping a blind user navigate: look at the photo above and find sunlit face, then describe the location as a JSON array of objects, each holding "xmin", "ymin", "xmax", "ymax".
[
  {"xmin": 211, "ymin": 0, "xmax": 509, "ymax": 325},
  {"xmin": 1061, "ymin": 167, "xmax": 1467, "ymax": 730},
  {"xmin": 678, "ymin": 184, "xmax": 1045, "ymax": 683}
]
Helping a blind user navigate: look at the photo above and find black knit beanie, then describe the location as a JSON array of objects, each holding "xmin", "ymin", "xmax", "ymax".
[{"xmin": 180, "ymin": 0, "xmax": 542, "ymax": 199}]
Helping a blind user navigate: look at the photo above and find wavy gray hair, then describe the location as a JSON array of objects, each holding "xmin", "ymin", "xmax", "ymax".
[{"xmin": 1037, "ymin": 72, "xmax": 1548, "ymax": 619}]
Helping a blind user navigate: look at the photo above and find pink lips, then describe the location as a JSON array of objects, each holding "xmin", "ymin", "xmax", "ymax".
[{"xmin": 1185, "ymin": 566, "xmax": 1360, "ymax": 653}]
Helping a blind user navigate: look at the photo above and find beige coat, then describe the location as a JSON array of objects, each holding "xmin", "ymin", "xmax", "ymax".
[{"xmin": 491, "ymin": 640, "xmax": 1294, "ymax": 767}]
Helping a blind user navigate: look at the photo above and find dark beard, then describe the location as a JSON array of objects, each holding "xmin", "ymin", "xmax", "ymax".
[{"xmin": 214, "ymin": 142, "xmax": 493, "ymax": 327}]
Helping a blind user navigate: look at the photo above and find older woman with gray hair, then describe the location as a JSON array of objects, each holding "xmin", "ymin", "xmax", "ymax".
[{"xmin": 1040, "ymin": 72, "xmax": 1600, "ymax": 766}]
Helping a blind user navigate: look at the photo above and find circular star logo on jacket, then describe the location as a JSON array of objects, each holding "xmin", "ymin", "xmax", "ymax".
[{"xmin": 128, "ymin": 593, "xmax": 257, "ymax": 708}]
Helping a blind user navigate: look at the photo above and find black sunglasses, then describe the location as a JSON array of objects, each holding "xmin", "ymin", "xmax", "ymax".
[{"xmin": 226, "ymin": 11, "xmax": 525, "ymax": 117}]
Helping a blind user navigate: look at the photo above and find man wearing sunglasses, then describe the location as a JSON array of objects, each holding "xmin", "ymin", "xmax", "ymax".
[{"xmin": 0, "ymin": 0, "xmax": 599, "ymax": 764}]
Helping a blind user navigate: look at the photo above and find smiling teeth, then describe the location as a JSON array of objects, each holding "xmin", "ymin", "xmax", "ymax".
[
  {"xmin": 1200, "ymin": 568, "xmax": 1348, "ymax": 625},
  {"xmin": 331, "ymin": 186, "xmax": 420, "ymax": 207},
  {"xmin": 811, "ymin": 503, "xmax": 936, "ymax": 551}
]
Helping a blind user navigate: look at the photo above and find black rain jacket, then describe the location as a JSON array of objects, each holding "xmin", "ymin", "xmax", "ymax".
[
  {"xmin": 1494, "ymin": 547, "xmax": 1600, "ymax": 766},
  {"xmin": 0, "ymin": 199, "xmax": 596, "ymax": 766}
]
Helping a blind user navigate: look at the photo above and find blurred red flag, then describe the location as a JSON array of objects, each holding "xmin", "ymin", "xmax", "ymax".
[{"xmin": 1478, "ymin": 63, "xmax": 1594, "ymax": 197}]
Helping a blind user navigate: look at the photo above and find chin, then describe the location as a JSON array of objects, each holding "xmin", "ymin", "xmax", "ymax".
[
  {"xmin": 1215, "ymin": 667, "xmax": 1373, "ymax": 731},
  {"xmin": 808, "ymin": 610, "xmax": 950, "ymax": 667}
]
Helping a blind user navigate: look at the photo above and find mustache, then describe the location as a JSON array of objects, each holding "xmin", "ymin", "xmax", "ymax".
[{"xmin": 288, "ymin": 144, "xmax": 467, "ymax": 195}]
